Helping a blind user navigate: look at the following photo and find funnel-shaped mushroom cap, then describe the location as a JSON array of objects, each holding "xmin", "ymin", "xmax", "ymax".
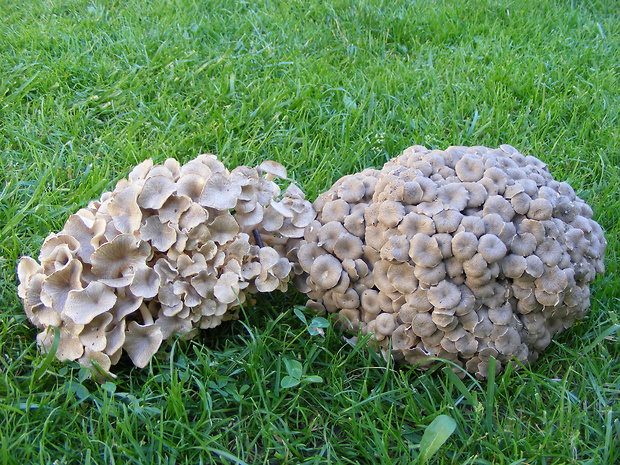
[
  {"xmin": 411, "ymin": 312, "xmax": 437, "ymax": 338},
  {"xmin": 209, "ymin": 213, "xmax": 240, "ymax": 245},
  {"xmin": 488, "ymin": 303, "xmax": 513, "ymax": 325},
  {"xmin": 375, "ymin": 313, "xmax": 397, "ymax": 336},
  {"xmin": 392, "ymin": 325, "xmax": 417, "ymax": 350},
  {"xmin": 177, "ymin": 173, "xmax": 207, "ymax": 201},
  {"xmin": 427, "ymin": 281, "xmax": 461, "ymax": 310},
  {"xmin": 434, "ymin": 210, "xmax": 463, "ymax": 233},
  {"xmin": 437, "ymin": 184, "xmax": 469, "ymax": 211},
  {"xmin": 17, "ymin": 256, "xmax": 43, "ymax": 297},
  {"xmin": 318, "ymin": 221, "xmax": 348, "ymax": 251},
  {"xmin": 321, "ymin": 199, "xmax": 350, "ymax": 223},
  {"xmin": 37, "ymin": 324, "xmax": 85, "ymax": 361},
  {"xmin": 378, "ymin": 201, "xmax": 405, "ymax": 228},
  {"xmin": 399, "ymin": 213, "xmax": 436, "ymax": 237},
  {"xmin": 39, "ymin": 234, "xmax": 80, "ymax": 268},
  {"xmin": 361, "ymin": 289, "xmax": 381, "ymax": 315},
  {"xmin": 40, "ymin": 259, "xmax": 83, "ymax": 310},
  {"xmin": 140, "ymin": 216, "xmax": 177, "ymax": 252},
  {"xmin": 179, "ymin": 203, "xmax": 208, "ymax": 231},
  {"xmin": 478, "ymin": 234, "xmax": 507, "ymax": 263},
  {"xmin": 338, "ymin": 177, "xmax": 366, "ymax": 203},
  {"xmin": 333, "ymin": 234, "xmax": 364, "ymax": 260},
  {"xmin": 91, "ymin": 234, "xmax": 150, "ymax": 279},
  {"xmin": 199, "ymin": 173, "xmax": 242, "ymax": 210},
  {"xmin": 107, "ymin": 184, "xmax": 144, "ymax": 234},
  {"xmin": 79, "ymin": 349, "xmax": 113, "ymax": 378},
  {"xmin": 528, "ymin": 198, "xmax": 553, "ymax": 220},
  {"xmin": 214, "ymin": 272, "xmax": 241, "ymax": 304},
  {"xmin": 128, "ymin": 158, "xmax": 154, "ymax": 181},
  {"xmin": 159, "ymin": 195, "xmax": 192, "ymax": 224},
  {"xmin": 130, "ymin": 267, "xmax": 161, "ymax": 298},
  {"xmin": 495, "ymin": 327, "xmax": 521, "ymax": 355},
  {"xmin": 483, "ymin": 195, "xmax": 515, "ymax": 222},
  {"xmin": 80, "ymin": 312, "xmax": 114, "ymax": 352},
  {"xmin": 124, "ymin": 321, "xmax": 164, "ymax": 368},
  {"xmin": 64, "ymin": 282, "xmax": 117, "ymax": 325},
  {"xmin": 138, "ymin": 175, "xmax": 176, "ymax": 210},
  {"xmin": 387, "ymin": 262, "xmax": 417, "ymax": 294},
  {"xmin": 62, "ymin": 212, "xmax": 106, "ymax": 263},
  {"xmin": 455, "ymin": 155, "xmax": 484, "ymax": 182}
]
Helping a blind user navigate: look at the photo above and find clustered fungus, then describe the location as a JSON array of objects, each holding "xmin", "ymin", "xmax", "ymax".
[
  {"xmin": 17, "ymin": 155, "xmax": 314, "ymax": 375},
  {"xmin": 17, "ymin": 145, "xmax": 607, "ymax": 380},
  {"xmin": 300, "ymin": 145, "xmax": 606, "ymax": 378}
]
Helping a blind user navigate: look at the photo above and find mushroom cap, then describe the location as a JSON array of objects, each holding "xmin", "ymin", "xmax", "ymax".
[
  {"xmin": 64, "ymin": 282, "xmax": 117, "ymax": 325},
  {"xmin": 452, "ymin": 231, "xmax": 478, "ymax": 260},
  {"xmin": 124, "ymin": 321, "xmax": 164, "ymax": 368},
  {"xmin": 333, "ymin": 234, "xmax": 364, "ymax": 260},
  {"xmin": 427, "ymin": 281, "xmax": 461, "ymax": 310},
  {"xmin": 91, "ymin": 234, "xmax": 150, "ymax": 279},
  {"xmin": 455, "ymin": 155, "xmax": 485, "ymax": 182},
  {"xmin": 478, "ymin": 234, "xmax": 508, "ymax": 263},
  {"xmin": 378, "ymin": 201, "xmax": 406, "ymax": 228},
  {"xmin": 409, "ymin": 234, "xmax": 442, "ymax": 267},
  {"xmin": 130, "ymin": 267, "xmax": 161, "ymax": 298},
  {"xmin": 138, "ymin": 175, "xmax": 176, "ymax": 210},
  {"xmin": 199, "ymin": 173, "xmax": 242, "ymax": 210},
  {"xmin": 375, "ymin": 313, "xmax": 397, "ymax": 336},
  {"xmin": 258, "ymin": 160, "xmax": 287, "ymax": 180},
  {"xmin": 140, "ymin": 216, "xmax": 177, "ymax": 252},
  {"xmin": 108, "ymin": 184, "xmax": 143, "ymax": 234},
  {"xmin": 310, "ymin": 254, "xmax": 343, "ymax": 290}
]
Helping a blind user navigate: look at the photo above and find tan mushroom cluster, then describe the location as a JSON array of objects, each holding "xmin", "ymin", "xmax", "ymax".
[
  {"xmin": 301, "ymin": 145, "xmax": 606, "ymax": 378},
  {"xmin": 17, "ymin": 155, "xmax": 314, "ymax": 375}
]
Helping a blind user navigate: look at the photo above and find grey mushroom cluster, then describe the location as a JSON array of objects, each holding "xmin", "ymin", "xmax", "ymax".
[
  {"xmin": 300, "ymin": 145, "xmax": 606, "ymax": 378},
  {"xmin": 17, "ymin": 155, "xmax": 314, "ymax": 375}
]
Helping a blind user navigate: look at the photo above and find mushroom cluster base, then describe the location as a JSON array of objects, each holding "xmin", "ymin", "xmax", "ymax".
[{"xmin": 300, "ymin": 145, "xmax": 606, "ymax": 378}]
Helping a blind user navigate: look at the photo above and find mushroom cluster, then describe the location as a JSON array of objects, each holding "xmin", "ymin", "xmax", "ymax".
[
  {"xmin": 301, "ymin": 145, "xmax": 606, "ymax": 378},
  {"xmin": 17, "ymin": 155, "xmax": 314, "ymax": 375}
]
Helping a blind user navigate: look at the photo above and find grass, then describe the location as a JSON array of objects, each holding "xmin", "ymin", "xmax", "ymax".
[{"xmin": 0, "ymin": 0, "xmax": 618, "ymax": 463}]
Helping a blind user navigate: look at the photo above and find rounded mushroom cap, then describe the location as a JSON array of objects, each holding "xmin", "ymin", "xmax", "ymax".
[
  {"xmin": 409, "ymin": 234, "xmax": 442, "ymax": 267},
  {"xmin": 478, "ymin": 234, "xmax": 508, "ymax": 263},
  {"xmin": 427, "ymin": 281, "xmax": 461, "ymax": 310},
  {"xmin": 452, "ymin": 231, "xmax": 478, "ymax": 260},
  {"xmin": 310, "ymin": 254, "xmax": 343, "ymax": 290}
]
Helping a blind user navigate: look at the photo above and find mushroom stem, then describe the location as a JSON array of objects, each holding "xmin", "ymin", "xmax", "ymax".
[
  {"xmin": 139, "ymin": 303, "xmax": 154, "ymax": 326},
  {"xmin": 252, "ymin": 229, "xmax": 264, "ymax": 248}
]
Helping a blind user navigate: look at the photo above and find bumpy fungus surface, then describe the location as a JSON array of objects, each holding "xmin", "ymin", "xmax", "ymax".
[
  {"xmin": 17, "ymin": 155, "xmax": 314, "ymax": 375},
  {"xmin": 300, "ymin": 145, "xmax": 606, "ymax": 378}
]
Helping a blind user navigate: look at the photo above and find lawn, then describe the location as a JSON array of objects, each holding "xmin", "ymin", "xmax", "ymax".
[{"xmin": 0, "ymin": 0, "xmax": 618, "ymax": 463}]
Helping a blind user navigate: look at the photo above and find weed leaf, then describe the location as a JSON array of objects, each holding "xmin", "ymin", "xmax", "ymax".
[
  {"xmin": 283, "ymin": 358, "xmax": 303, "ymax": 379},
  {"xmin": 280, "ymin": 376, "xmax": 300, "ymax": 389},
  {"xmin": 418, "ymin": 414, "xmax": 457, "ymax": 464}
]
